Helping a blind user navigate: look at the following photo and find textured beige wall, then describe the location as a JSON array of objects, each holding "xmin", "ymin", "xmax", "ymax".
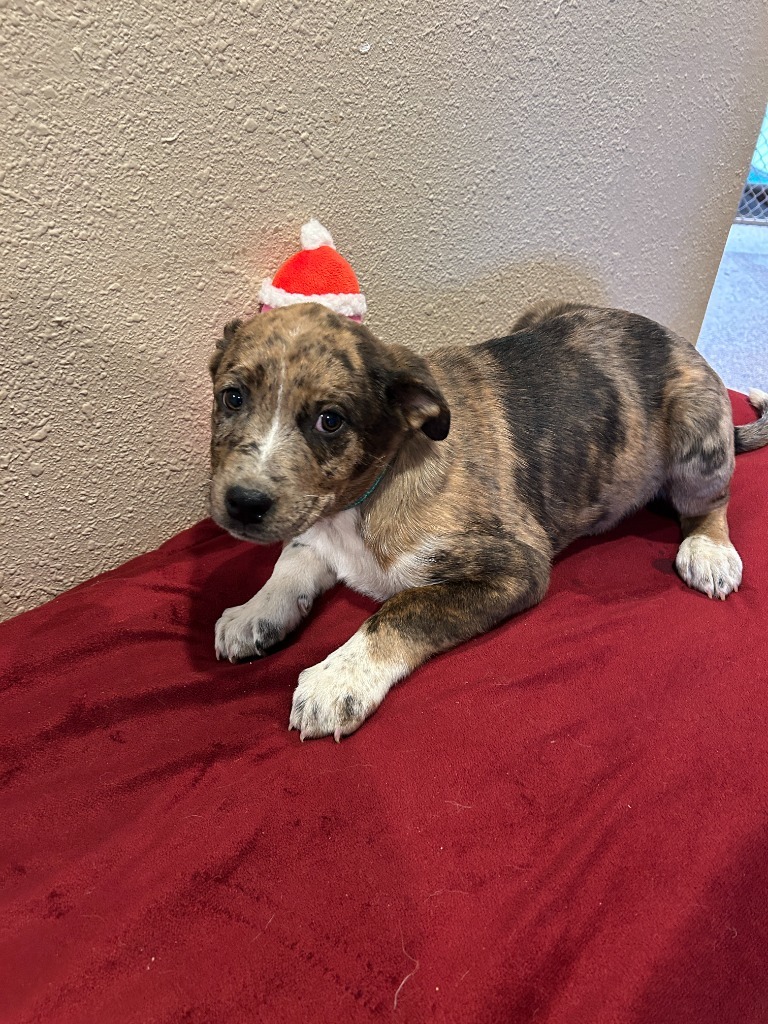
[{"xmin": 1, "ymin": 0, "xmax": 767, "ymax": 621}]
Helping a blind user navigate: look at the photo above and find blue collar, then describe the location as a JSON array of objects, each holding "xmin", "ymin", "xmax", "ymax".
[{"xmin": 344, "ymin": 466, "xmax": 389, "ymax": 510}]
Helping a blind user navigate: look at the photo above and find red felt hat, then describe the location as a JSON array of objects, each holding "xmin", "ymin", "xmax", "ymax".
[{"xmin": 259, "ymin": 219, "xmax": 366, "ymax": 320}]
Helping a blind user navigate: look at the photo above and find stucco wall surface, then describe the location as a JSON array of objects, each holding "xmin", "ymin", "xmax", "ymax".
[{"xmin": 1, "ymin": 0, "xmax": 767, "ymax": 620}]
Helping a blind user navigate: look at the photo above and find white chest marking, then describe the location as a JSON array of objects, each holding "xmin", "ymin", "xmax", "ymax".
[{"xmin": 300, "ymin": 510, "xmax": 428, "ymax": 602}]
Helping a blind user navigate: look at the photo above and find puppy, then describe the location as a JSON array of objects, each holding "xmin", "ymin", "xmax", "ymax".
[{"xmin": 209, "ymin": 301, "xmax": 768, "ymax": 741}]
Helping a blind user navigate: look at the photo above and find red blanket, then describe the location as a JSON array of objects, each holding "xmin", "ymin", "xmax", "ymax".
[{"xmin": 2, "ymin": 392, "xmax": 767, "ymax": 1024}]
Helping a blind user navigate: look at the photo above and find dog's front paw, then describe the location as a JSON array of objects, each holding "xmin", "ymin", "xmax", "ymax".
[
  {"xmin": 676, "ymin": 535, "xmax": 743, "ymax": 600},
  {"xmin": 215, "ymin": 599, "xmax": 289, "ymax": 662},
  {"xmin": 289, "ymin": 633, "xmax": 405, "ymax": 741}
]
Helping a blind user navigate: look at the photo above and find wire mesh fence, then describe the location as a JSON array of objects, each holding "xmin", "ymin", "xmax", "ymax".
[{"xmin": 736, "ymin": 104, "xmax": 768, "ymax": 225}]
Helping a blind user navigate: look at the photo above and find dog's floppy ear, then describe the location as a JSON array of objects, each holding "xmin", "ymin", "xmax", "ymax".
[
  {"xmin": 209, "ymin": 318, "xmax": 243, "ymax": 377},
  {"xmin": 387, "ymin": 345, "xmax": 451, "ymax": 441}
]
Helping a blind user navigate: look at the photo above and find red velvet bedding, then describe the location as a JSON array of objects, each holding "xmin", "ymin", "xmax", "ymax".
[{"xmin": 2, "ymin": 391, "xmax": 767, "ymax": 1024}]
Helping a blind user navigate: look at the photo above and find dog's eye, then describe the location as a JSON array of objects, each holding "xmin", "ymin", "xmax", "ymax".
[
  {"xmin": 315, "ymin": 410, "xmax": 344, "ymax": 434},
  {"xmin": 221, "ymin": 387, "xmax": 244, "ymax": 411}
]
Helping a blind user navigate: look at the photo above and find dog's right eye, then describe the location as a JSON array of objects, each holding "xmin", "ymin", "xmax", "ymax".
[{"xmin": 221, "ymin": 387, "xmax": 244, "ymax": 411}]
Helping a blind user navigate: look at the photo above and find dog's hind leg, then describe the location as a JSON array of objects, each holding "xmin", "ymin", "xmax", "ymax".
[
  {"xmin": 675, "ymin": 506, "xmax": 742, "ymax": 600},
  {"xmin": 666, "ymin": 379, "xmax": 742, "ymax": 600}
]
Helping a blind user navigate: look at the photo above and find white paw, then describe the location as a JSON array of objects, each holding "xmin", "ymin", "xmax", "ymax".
[
  {"xmin": 215, "ymin": 588, "xmax": 302, "ymax": 662},
  {"xmin": 676, "ymin": 535, "xmax": 743, "ymax": 600},
  {"xmin": 289, "ymin": 632, "xmax": 406, "ymax": 741}
]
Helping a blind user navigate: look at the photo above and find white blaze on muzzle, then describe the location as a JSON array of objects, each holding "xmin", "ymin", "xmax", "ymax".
[{"xmin": 257, "ymin": 359, "xmax": 287, "ymax": 473}]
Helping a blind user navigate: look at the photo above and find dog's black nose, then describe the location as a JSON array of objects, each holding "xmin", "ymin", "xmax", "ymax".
[{"xmin": 225, "ymin": 486, "xmax": 274, "ymax": 524}]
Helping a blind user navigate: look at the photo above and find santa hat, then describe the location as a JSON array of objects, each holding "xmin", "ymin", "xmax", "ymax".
[{"xmin": 258, "ymin": 219, "xmax": 367, "ymax": 321}]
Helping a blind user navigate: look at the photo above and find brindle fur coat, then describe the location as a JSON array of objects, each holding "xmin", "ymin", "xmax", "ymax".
[{"xmin": 209, "ymin": 302, "xmax": 768, "ymax": 740}]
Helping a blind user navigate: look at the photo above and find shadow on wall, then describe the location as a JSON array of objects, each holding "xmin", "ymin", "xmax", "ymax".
[{"xmin": 368, "ymin": 255, "xmax": 608, "ymax": 351}]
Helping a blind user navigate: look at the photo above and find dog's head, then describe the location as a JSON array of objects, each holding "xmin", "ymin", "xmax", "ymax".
[{"xmin": 209, "ymin": 303, "xmax": 450, "ymax": 543}]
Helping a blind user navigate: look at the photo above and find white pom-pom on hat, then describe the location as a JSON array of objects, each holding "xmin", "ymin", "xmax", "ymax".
[{"xmin": 300, "ymin": 219, "xmax": 335, "ymax": 251}]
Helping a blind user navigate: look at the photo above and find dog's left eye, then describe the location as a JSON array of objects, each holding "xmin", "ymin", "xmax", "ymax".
[{"xmin": 315, "ymin": 411, "xmax": 344, "ymax": 434}]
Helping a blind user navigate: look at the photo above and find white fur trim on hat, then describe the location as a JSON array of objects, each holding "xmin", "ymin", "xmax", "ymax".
[
  {"xmin": 300, "ymin": 219, "xmax": 335, "ymax": 250},
  {"xmin": 259, "ymin": 279, "xmax": 367, "ymax": 318}
]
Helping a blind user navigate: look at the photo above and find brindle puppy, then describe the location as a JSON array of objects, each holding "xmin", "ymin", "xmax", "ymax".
[{"xmin": 209, "ymin": 301, "xmax": 768, "ymax": 741}]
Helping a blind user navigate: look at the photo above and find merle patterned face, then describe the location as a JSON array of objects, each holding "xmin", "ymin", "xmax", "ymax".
[{"xmin": 208, "ymin": 303, "xmax": 449, "ymax": 543}]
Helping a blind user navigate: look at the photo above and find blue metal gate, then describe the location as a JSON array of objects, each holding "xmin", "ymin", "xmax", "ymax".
[{"xmin": 736, "ymin": 104, "xmax": 768, "ymax": 224}]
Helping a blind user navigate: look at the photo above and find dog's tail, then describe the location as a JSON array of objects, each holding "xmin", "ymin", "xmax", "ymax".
[
  {"xmin": 511, "ymin": 301, "xmax": 590, "ymax": 333},
  {"xmin": 735, "ymin": 389, "xmax": 768, "ymax": 453}
]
